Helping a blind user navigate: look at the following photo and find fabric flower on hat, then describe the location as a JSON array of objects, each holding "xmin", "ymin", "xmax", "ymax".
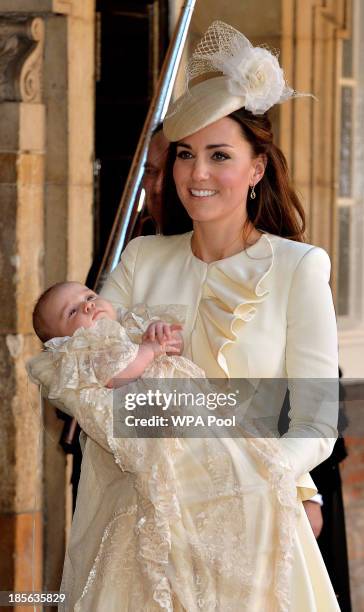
[
  {"xmin": 228, "ymin": 47, "xmax": 289, "ymax": 114},
  {"xmin": 211, "ymin": 30, "xmax": 293, "ymax": 115},
  {"xmin": 187, "ymin": 21, "xmax": 300, "ymax": 116}
]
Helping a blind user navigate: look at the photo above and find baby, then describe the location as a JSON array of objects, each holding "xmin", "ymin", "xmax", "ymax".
[{"xmin": 32, "ymin": 281, "xmax": 187, "ymax": 388}]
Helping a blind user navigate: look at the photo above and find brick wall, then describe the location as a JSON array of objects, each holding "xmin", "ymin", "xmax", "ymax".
[{"xmin": 341, "ymin": 382, "xmax": 364, "ymax": 611}]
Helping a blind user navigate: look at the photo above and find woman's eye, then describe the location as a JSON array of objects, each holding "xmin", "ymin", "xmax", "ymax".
[
  {"xmin": 212, "ymin": 151, "xmax": 229, "ymax": 161},
  {"xmin": 86, "ymin": 294, "xmax": 96, "ymax": 301},
  {"xmin": 68, "ymin": 308, "xmax": 76, "ymax": 317},
  {"xmin": 176, "ymin": 150, "xmax": 193, "ymax": 160}
]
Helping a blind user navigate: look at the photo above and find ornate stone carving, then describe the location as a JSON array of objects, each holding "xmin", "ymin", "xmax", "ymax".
[{"xmin": 0, "ymin": 17, "xmax": 45, "ymax": 103}]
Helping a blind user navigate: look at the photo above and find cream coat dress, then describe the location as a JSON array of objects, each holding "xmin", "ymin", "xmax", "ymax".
[{"xmin": 100, "ymin": 231, "xmax": 340, "ymax": 611}]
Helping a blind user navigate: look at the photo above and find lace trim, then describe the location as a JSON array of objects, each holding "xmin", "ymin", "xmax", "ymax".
[
  {"xmin": 105, "ymin": 409, "xmax": 183, "ymax": 612},
  {"xmin": 245, "ymin": 425, "xmax": 299, "ymax": 612},
  {"xmin": 41, "ymin": 319, "xmax": 139, "ymax": 396}
]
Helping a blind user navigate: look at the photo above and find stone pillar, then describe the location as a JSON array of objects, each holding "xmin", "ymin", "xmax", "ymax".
[
  {"xmin": 0, "ymin": 0, "xmax": 95, "ymax": 597},
  {"xmin": 42, "ymin": 1, "xmax": 95, "ymax": 590},
  {"xmin": 280, "ymin": 0, "xmax": 349, "ymax": 296},
  {"xmin": 0, "ymin": 15, "xmax": 45, "ymax": 597}
]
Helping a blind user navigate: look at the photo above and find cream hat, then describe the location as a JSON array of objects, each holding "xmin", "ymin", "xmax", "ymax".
[
  {"xmin": 164, "ymin": 21, "xmax": 304, "ymax": 142},
  {"xmin": 164, "ymin": 75, "xmax": 246, "ymax": 142}
]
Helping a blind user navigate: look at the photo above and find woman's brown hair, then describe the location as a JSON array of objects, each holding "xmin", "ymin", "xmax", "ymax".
[{"xmin": 161, "ymin": 108, "xmax": 306, "ymax": 242}]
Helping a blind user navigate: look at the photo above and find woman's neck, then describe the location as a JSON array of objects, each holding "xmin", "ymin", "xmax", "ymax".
[{"xmin": 191, "ymin": 221, "xmax": 262, "ymax": 263}]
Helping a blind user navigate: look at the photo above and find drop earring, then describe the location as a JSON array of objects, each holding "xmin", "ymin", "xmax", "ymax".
[{"xmin": 250, "ymin": 184, "xmax": 256, "ymax": 200}]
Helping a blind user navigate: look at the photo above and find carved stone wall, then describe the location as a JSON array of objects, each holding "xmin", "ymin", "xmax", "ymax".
[
  {"xmin": 0, "ymin": 13, "xmax": 45, "ymax": 593},
  {"xmin": 0, "ymin": 0, "xmax": 95, "ymax": 593},
  {"xmin": 0, "ymin": 17, "xmax": 44, "ymax": 103},
  {"xmin": 281, "ymin": 3, "xmax": 364, "ymax": 609},
  {"xmin": 280, "ymin": 0, "xmax": 348, "ymax": 281}
]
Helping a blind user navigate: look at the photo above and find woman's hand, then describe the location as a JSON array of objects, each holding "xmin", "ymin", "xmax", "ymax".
[
  {"xmin": 143, "ymin": 321, "xmax": 184, "ymax": 355},
  {"xmin": 303, "ymin": 500, "xmax": 324, "ymax": 538},
  {"xmin": 142, "ymin": 337, "xmax": 181, "ymax": 359}
]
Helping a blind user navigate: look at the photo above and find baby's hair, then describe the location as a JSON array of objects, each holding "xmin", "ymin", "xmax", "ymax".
[{"xmin": 33, "ymin": 281, "xmax": 77, "ymax": 343}]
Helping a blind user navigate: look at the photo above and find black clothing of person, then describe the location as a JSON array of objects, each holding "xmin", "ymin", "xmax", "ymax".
[
  {"xmin": 311, "ymin": 437, "xmax": 351, "ymax": 612},
  {"xmin": 278, "ymin": 378, "xmax": 351, "ymax": 612}
]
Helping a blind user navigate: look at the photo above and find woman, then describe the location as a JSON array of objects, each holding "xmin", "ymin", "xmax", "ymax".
[{"xmin": 99, "ymin": 21, "xmax": 339, "ymax": 611}]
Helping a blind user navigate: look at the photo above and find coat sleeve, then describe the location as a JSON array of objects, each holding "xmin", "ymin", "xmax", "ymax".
[
  {"xmin": 279, "ymin": 246, "xmax": 339, "ymax": 479},
  {"xmin": 100, "ymin": 236, "xmax": 144, "ymax": 309}
]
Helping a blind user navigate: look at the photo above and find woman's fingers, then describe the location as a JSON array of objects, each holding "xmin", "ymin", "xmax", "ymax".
[
  {"xmin": 163, "ymin": 338, "xmax": 181, "ymax": 355},
  {"xmin": 155, "ymin": 322, "xmax": 173, "ymax": 343},
  {"xmin": 170, "ymin": 324, "xmax": 183, "ymax": 331},
  {"xmin": 165, "ymin": 345, "xmax": 180, "ymax": 354},
  {"xmin": 160, "ymin": 323, "xmax": 169, "ymax": 342},
  {"xmin": 145, "ymin": 321, "xmax": 183, "ymax": 344}
]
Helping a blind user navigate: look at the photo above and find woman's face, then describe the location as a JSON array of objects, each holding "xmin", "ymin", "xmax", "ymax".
[{"xmin": 173, "ymin": 117, "xmax": 265, "ymax": 225}]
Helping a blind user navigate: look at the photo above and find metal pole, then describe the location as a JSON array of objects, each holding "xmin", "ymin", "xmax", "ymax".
[{"xmin": 94, "ymin": 0, "xmax": 196, "ymax": 289}]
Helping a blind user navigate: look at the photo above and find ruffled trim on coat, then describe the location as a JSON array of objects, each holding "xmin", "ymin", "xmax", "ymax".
[
  {"xmin": 43, "ymin": 319, "xmax": 139, "ymax": 398},
  {"xmin": 199, "ymin": 234, "xmax": 274, "ymax": 377}
]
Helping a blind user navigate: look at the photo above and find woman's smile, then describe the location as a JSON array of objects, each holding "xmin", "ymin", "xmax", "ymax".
[{"xmin": 189, "ymin": 189, "xmax": 218, "ymax": 198}]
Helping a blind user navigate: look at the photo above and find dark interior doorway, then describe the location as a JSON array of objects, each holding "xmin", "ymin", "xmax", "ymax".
[{"xmin": 89, "ymin": 0, "xmax": 169, "ymax": 285}]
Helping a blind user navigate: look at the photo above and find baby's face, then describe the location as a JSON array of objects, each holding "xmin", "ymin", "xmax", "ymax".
[{"xmin": 44, "ymin": 283, "xmax": 117, "ymax": 338}]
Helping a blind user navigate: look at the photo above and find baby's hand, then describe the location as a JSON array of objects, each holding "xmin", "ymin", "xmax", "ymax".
[{"xmin": 143, "ymin": 321, "xmax": 182, "ymax": 344}]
